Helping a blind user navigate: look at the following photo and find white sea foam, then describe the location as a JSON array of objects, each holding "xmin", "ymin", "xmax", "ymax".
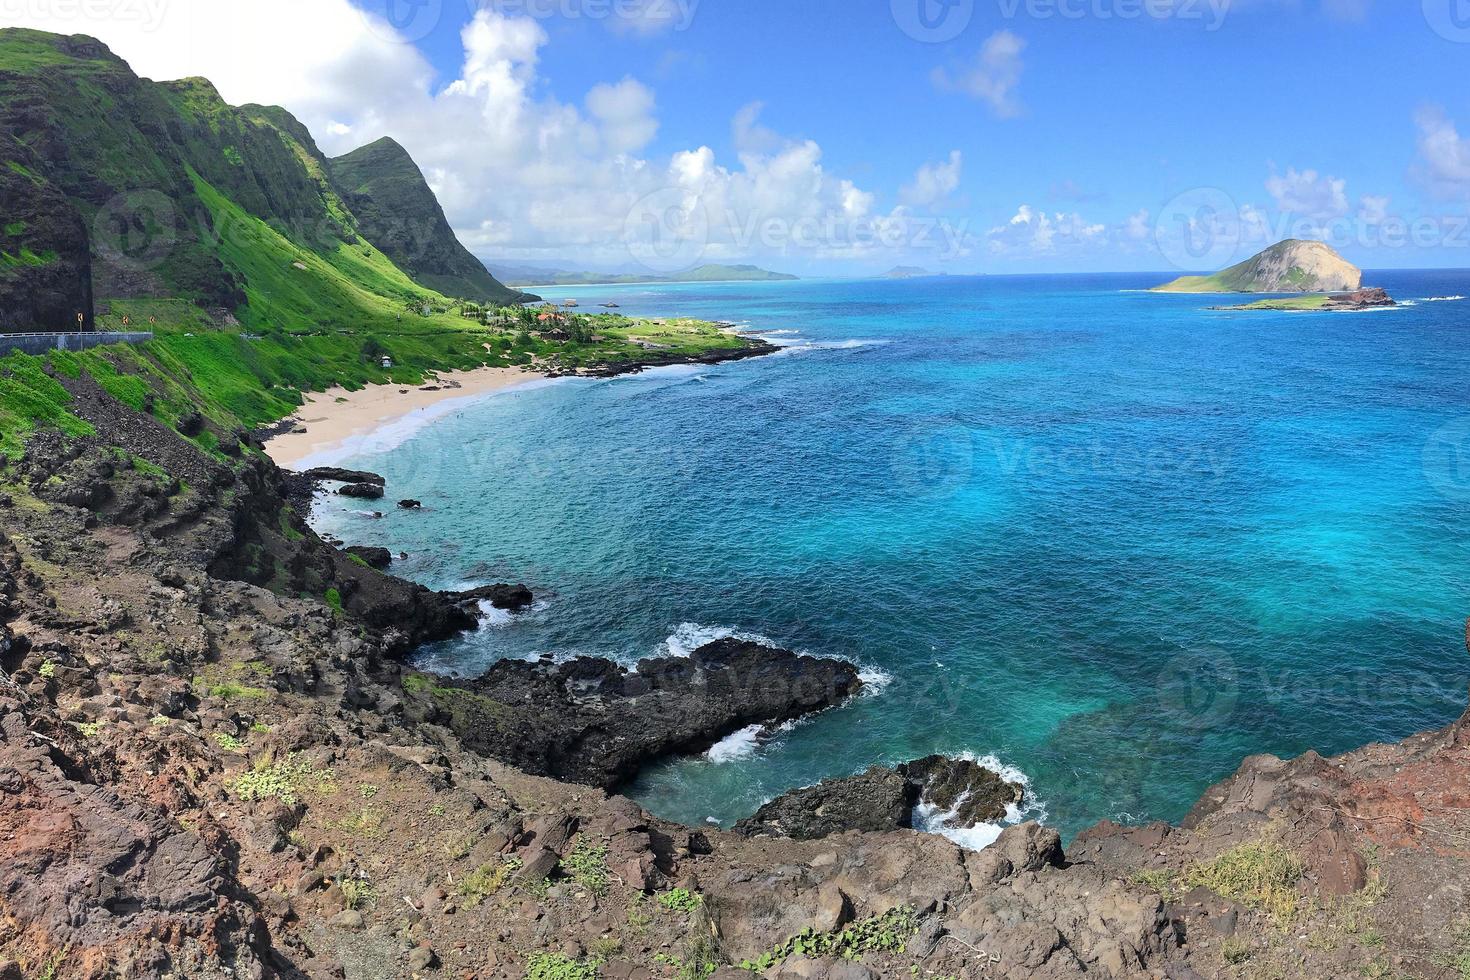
[
  {"xmin": 1420, "ymin": 295, "xmax": 1466, "ymax": 302},
  {"xmin": 660, "ymin": 622, "xmax": 785, "ymax": 658},
  {"xmin": 857, "ymin": 666, "xmax": 894, "ymax": 697},
  {"xmin": 765, "ymin": 337, "xmax": 890, "ymax": 357},
  {"xmin": 910, "ymin": 753, "xmax": 1046, "ymax": 852},
  {"xmin": 474, "ymin": 601, "xmax": 516, "ymax": 629},
  {"xmin": 706, "ymin": 724, "xmax": 765, "ymax": 763}
]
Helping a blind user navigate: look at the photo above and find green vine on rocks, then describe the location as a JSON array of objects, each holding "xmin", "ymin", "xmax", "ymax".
[{"xmin": 740, "ymin": 906, "xmax": 919, "ymax": 972}]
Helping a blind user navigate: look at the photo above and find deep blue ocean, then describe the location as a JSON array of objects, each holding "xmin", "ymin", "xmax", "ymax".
[{"xmin": 311, "ymin": 272, "xmax": 1470, "ymax": 841}]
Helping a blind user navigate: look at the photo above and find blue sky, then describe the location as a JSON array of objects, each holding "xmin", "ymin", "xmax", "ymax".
[
  {"xmin": 385, "ymin": 0, "xmax": 1470, "ymax": 274},
  {"xmin": 13, "ymin": 0, "xmax": 1470, "ymax": 274}
]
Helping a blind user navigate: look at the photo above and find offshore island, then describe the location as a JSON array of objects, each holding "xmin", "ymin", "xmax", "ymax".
[
  {"xmin": 1153, "ymin": 240, "xmax": 1398, "ymax": 311},
  {"xmin": 1, "ymin": 28, "xmax": 1468, "ymax": 980}
]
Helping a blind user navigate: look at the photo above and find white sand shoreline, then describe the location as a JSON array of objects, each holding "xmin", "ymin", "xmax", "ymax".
[{"xmin": 262, "ymin": 366, "xmax": 550, "ymax": 470}]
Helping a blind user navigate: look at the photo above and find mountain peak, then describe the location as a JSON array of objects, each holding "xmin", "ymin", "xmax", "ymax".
[{"xmin": 1153, "ymin": 239, "xmax": 1362, "ymax": 294}]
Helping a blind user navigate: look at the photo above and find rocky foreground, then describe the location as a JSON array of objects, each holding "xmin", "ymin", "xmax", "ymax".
[{"xmin": 2, "ymin": 368, "xmax": 1470, "ymax": 979}]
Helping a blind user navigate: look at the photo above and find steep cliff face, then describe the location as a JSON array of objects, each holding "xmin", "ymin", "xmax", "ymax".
[
  {"xmin": 0, "ymin": 31, "xmax": 247, "ymax": 316},
  {"xmin": 328, "ymin": 137, "xmax": 531, "ymax": 305},
  {"xmin": 0, "ymin": 29, "xmax": 524, "ymax": 334},
  {"xmin": 0, "ymin": 132, "xmax": 92, "ymax": 331},
  {"xmin": 1155, "ymin": 239, "xmax": 1363, "ymax": 293}
]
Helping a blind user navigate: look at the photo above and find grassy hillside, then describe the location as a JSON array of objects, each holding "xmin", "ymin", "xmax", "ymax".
[
  {"xmin": 0, "ymin": 28, "xmax": 522, "ymax": 329},
  {"xmin": 0, "ymin": 29, "xmax": 760, "ymax": 466}
]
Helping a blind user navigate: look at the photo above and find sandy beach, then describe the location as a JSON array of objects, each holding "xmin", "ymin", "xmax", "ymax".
[{"xmin": 263, "ymin": 365, "xmax": 543, "ymax": 469}]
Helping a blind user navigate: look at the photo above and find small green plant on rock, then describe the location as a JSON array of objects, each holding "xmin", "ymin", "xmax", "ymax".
[
  {"xmin": 38, "ymin": 659, "xmax": 56, "ymax": 678},
  {"xmin": 1185, "ymin": 839, "xmax": 1303, "ymax": 928},
  {"xmin": 231, "ymin": 755, "xmax": 335, "ymax": 806},
  {"xmin": 1130, "ymin": 868, "xmax": 1178, "ymax": 900},
  {"xmin": 562, "ymin": 836, "xmax": 610, "ymax": 896},
  {"xmin": 1220, "ymin": 938, "xmax": 1251, "ymax": 964},
  {"xmin": 339, "ymin": 875, "xmax": 376, "ymax": 910},
  {"xmin": 525, "ymin": 952, "xmax": 599, "ymax": 980},
  {"xmin": 458, "ymin": 857, "xmax": 521, "ymax": 908},
  {"xmin": 741, "ymin": 907, "xmax": 919, "ymax": 972},
  {"xmin": 1434, "ymin": 918, "xmax": 1470, "ymax": 980},
  {"xmin": 213, "ymin": 731, "xmax": 245, "ymax": 752},
  {"xmin": 324, "ymin": 587, "xmax": 344, "ymax": 613},
  {"xmin": 627, "ymin": 894, "xmax": 652, "ymax": 934},
  {"xmin": 658, "ymin": 888, "xmax": 703, "ymax": 914}
]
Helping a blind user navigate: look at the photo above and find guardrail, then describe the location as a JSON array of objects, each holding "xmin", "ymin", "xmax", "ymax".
[{"xmin": 1, "ymin": 331, "xmax": 154, "ymax": 356}]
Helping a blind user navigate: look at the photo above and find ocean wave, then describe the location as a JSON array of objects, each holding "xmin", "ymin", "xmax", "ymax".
[
  {"xmin": 1420, "ymin": 295, "xmax": 1466, "ymax": 302},
  {"xmin": 911, "ymin": 752, "xmax": 1047, "ymax": 852},
  {"xmin": 857, "ymin": 666, "xmax": 894, "ymax": 697},
  {"xmin": 474, "ymin": 601, "xmax": 518, "ymax": 629},
  {"xmin": 771, "ymin": 338, "xmax": 890, "ymax": 357},
  {"xmin": 706, "ymin": 724, "xmax": 766, "ymax": 763},
  {"xmin": 660, "ymin": 622, "xmax": 786, "ymax": 658}
]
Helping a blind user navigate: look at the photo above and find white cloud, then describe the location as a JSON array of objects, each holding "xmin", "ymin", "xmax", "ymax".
[
  {"xmin": 1123, "ymin": 209, "xmax": 1152, "ymax": 242},
  {"xmin": 988, "ymin": 205, "xmax": 1104, "ymax": 255},
  {"xmin": 901, "ymin": 151, "xmax": 963, "ymax": 208},
  {"xmin": 731, "ymin": 101, "xmax": 782, "ymax": 156},
  {"xmin": 586, "ymin": 78, "xmax": 659, "ymax": 154},
  {"xmin": 1265, "ymin": 167, "xmax": 1349, "ymax": 220},
  {"xmin": 1414, "ymin": 107, "xmax": 1470, "ymax": 198},
  {"xmin": 1358, "ymin": 194, "xmax": 1391, "ymax": 225},
  {"xmin": 932, "ymin": 31, "xmax": 1026, "ymax": 119},
  {"xmin": 10, "ymin": 1, "xmax": 937, "ymax": 271}
]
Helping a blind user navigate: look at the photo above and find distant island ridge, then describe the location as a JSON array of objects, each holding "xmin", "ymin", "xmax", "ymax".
[{"xmin": 489, "ymin": 263, "xmax": 798, "ymax": 287}]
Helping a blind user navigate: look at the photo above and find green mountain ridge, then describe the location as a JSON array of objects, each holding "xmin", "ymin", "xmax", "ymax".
[
  {"xmin": 0, "ymin": 28, "xmax": 524, "ymax": 332},
  {"xmin": 328, "ymin": 137, "xmax": 533, "ymax": 306}
]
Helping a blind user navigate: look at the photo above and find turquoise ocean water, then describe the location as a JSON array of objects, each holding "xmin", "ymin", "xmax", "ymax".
[{"xmin": 310, "ymin": 272, "xmax": 1470, "ymax": 841}]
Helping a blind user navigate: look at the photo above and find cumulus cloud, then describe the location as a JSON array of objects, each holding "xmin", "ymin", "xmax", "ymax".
[
  {"xmin": 988, "ymin": 206, "xmax": 1104, "ymax": 255},
  {"xmin": 8, "ymin": 1, "xmax": 956, "ymax": 271},
  {"xmin": 932, "ymin": 31, "xmax": 1026, "ymax": 119},
  {"xmin": 1414, "ymin": 107, "xmax": 1470, "ymax": 198},
  {"xmin": 901, "ymin": 151, "xmax": 963, "ymax": 208},
  {"xmin": 1122, "ymin": 209, "xmax": 1152, "ymax": 243},
  {"xmin": 1357, "ymin": 194, "xmax": 1391, "ymax": 225},
  {"xmin": 1265, "ymin": 167, "xmax": 1349, "ymax": 220},
  {"xmin": 586, "ymin": 78, "xmax": 659, "ymax": 154}
]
